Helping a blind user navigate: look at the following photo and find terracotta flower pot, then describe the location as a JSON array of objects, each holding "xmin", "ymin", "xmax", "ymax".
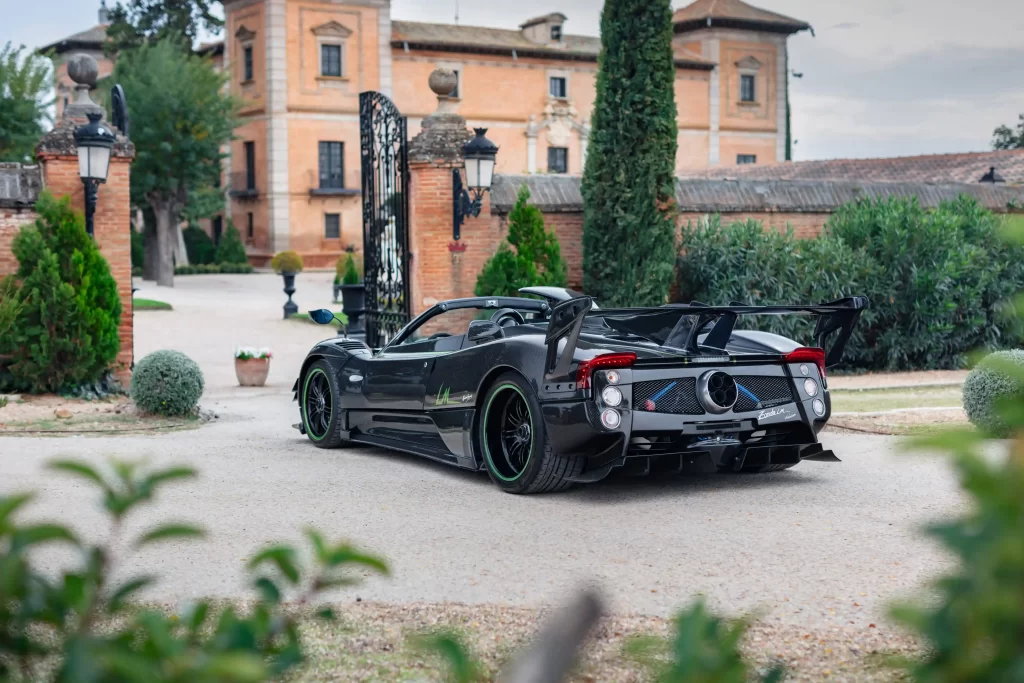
[{"xmin": 235, "ymin": 357, "xmax": 270, "ymax": 387}]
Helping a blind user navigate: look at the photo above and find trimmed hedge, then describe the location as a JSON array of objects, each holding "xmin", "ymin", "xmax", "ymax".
[
  {"xmin": 677, "ymin": 197, "xmax": 1024, "ymax": 371},
  {"xmin": 962, "ymin": 349, "xmax": 1024, "ymax": 436},
  {"xmin": 183, "ymin": 225, "xmax": 216, "ymax": 265},
  {"xmin": 131, "ymin": 350, "xmax": 204, "ymax": 416},
  {"xmin": 175, "ymin": 263, "xmax": 254, "ymax": 275}
]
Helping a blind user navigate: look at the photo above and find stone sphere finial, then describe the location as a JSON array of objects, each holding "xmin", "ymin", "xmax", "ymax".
[
  {"xmin": 428, "ymin": 68, "xmax": 458, "ymax": 98},
  {"xmin": 67, "ymin": 54, "xmax": 100, "ymax": 87}
]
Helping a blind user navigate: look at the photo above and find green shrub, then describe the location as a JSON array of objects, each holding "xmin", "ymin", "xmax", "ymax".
[
  {"xmin": 214, "ymin": 219, "xmax": 248, "ymax": 265},
  {"xmin": 342, "ymin": 252, "xmax": 361, "ymax": 285},
  {"xmin": 130, "ymin": 226, "xmax": 144, "ymax": 269},
  {"xmin": 0, "ymin": 459, "xmax": 387, "ymax": 681},
  {"xmin": 629, "ymin": 599, "xmax": 783, "ymax": 682},
  {"xmin": 0, "ymin": 276, "xmax": 19, "ymax": 341},
  {"xmin": 582, "ymin": 0, "xmax": 677, "ymax": 307},
  {"xmin": 962, "ymin": 349, "xmax": 1024, "ymax": 436},
  {"xmin": 475, "ymin": 185, "xmax": 567, "ymax": 297},
  {"xmin": 677, "ymin": 197, "xmax": 1024, "ymax": 371},
  {"xmin": 131, "ymin": 349, "xmax": 205, "ymax": 416},
  {"xmin": 183, "ymin": 224, "xmax": 216, "ymax": 265},
  {"xmin": 174, "ymin": 263, "xmax": 254, "ymax": 276},
  {"xmin": 1, "ymin": 192, "xmax": 122, "ymax": 393},
  {"xmin": 271, "ymin": 249, "xmax": 304, "ymax": 274},
  {"xmin": 219, "ymin": 261, "xmax": 254, "ymax": 274}
]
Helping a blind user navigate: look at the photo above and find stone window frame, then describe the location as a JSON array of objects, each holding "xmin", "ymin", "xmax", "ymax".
[
  {"xmin": 735, "ymin": 55, "xmax": 762, "ymax": 106},
  {"xmin": 312, "ymin": 20, "xmax": 353, "ymax": 82},
  {"xmin": 235, "ymin": 25, "xmax": 257, "ymax": 86},
  {"xmin": 547, "ymin": 68, "xmax": 571, "ymax": 101}
]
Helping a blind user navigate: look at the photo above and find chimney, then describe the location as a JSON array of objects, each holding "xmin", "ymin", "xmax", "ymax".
[{"xmin": 98, "ymin": 0, "xmax": 110, "ymax": 25}]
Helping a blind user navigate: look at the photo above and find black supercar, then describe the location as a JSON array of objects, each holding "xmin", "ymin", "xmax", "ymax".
[{"xmin": 293, "ymin": 288, "xmax": 867, "ymax": 494}]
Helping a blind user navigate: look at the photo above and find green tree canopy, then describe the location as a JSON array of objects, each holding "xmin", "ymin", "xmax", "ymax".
[
  {"xmin": 475, "ymin": 185, "xmax": 567, "ymax": 297},
  {"xmin": 106, "ymin": 0, "xmax": 223, "ymax": 55},
  {"xmin": 581, "ymin": 0, "xmax": 679, "ymax": 307},
  {"xmin": 111, "ymin": 39, "xmax": 237, "ymax": 286},
  {"xmin": 0, "ymin": 42, "xmax": 53, "ymax": 163},
  {"xmin": 993, "ymin": 113, "xmax": 1024, "ymax": 150}
]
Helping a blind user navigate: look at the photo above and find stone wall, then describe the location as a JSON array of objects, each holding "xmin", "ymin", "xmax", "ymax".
[{"xmin": 0, "ymin": 164, "xmax": 43, "ymax": 278}]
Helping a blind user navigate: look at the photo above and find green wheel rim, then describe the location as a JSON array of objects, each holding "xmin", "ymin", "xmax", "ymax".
[
  {"xmin": 482, "ymin": 383, "xmax": 534, "ymax": 482},
  {"xmin": 302, "ymin": 368, "xmax": 332, "ymax": 441}
]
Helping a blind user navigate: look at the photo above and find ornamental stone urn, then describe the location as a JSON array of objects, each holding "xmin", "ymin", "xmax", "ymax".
[
  {"xmin": 340, "ymin": 283, "xmax": 365, "ymax": 334},
  {"xmin": 235, "ymin": 357, "xmax": 270, "ymax": 387},
  {"xmin": 281, "ymin": 272, "xmax": 298, "ymax": 319}
]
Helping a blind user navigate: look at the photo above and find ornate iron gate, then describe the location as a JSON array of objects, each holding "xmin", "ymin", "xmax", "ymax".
[{"xmin": 360, "ymin": 91, "xmax": 411, "ymax": 347}]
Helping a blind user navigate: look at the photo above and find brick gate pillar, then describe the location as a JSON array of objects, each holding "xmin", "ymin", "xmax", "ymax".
[
  {"xmin": 36, "ymin": 54, "xmax": 136, "ymax": 384},
  {"xmin": 406, "ymin": 68, "xmax": 485, "ymax": 317}
]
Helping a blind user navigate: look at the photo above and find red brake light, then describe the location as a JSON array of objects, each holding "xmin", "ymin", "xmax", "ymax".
[
  {"xmin": 784, "ymin": 347, "xmax": 826, "ymax": 377},
  {"xmin": 576, "ymin": 352, "xmax": 636, "ymax": 389}
]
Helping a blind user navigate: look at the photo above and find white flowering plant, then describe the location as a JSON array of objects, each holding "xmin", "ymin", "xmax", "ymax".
[{"xmin": 235, "ymin": 347, "xmax": 273, "ymax": 361}]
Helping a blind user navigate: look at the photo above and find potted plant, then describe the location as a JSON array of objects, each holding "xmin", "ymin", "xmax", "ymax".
[
  {"xmin": 234, "ymin": 347, "xmax": 272, "ymax": 387},
  {"xmin": 339, "ymin": 250, "xmax": 365, "ymax": 334},
  {"xmin": 332, "ymin": 256, "xmax": 344, "ymax": 303},
  {"xmin": 271, "ymin": 250, "xmax": 304, "ymax": 318}
]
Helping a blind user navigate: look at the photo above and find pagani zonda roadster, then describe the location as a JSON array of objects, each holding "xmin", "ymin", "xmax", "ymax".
[{"xmin": 293, "ymin": 288, "xmax": 867, "ymax": 494}]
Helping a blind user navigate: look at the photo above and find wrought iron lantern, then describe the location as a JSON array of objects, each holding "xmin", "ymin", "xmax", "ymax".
[
  {"xmin": 74, "ymin": 111, "xmax": 116, "ymax": 237},
  {"xmin": 453, "ymin": 127, "xmax": 498, "ymax": 240}
]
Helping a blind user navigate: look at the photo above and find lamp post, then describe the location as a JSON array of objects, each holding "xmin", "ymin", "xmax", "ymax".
[
  {"xmin": 74, "ymin": 111, "xmax": 116, "ymax": 237},
  {"xmin": 452, "ymin": 127, "xmax": 498, "ymax": 241}
]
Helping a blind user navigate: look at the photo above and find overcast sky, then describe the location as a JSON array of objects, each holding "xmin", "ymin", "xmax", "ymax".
[{"xmin": 3, "ymin": 0, "xmax": 1022, "ymax": 161}]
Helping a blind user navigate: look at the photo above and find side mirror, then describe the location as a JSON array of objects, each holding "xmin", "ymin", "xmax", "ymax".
[
  {"xmin": 309, "ymin": 309, "xmax": 337, "ymax": 325},
  {"xmin": 467, "ymin": 320, "xmax": 504, "ymax": 343}
]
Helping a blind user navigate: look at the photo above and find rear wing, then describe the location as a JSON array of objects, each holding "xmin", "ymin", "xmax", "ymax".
[{"xmin": 544, "ymin": 296, "xmax": 868, "ymax": 377}]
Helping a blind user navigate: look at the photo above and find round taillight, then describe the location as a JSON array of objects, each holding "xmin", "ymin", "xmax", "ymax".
[
  {"xmin": 803, "ymin": 378, "xmax": 819, "ymax": 397},
  {"xmin": 600, "ymin": 408, "xmax": 621, "ymax": 429},
  {"xmin": 601, "ymin": 386, "xmax": 623, "ymax": 407},
  {"xmin": 812, "ymin": 398, "xmax": 826, "ymax": 417}
]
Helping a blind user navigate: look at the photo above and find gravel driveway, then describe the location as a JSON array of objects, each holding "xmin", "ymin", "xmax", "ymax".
[{"xmin": 0, "ymin": 274, "xmax": 966, "ymax": 633}]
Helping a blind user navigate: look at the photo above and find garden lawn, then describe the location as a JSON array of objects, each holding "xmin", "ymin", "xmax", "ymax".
[
  {"xmin": 828, "ymin": 385, "xmax": 967, "ymax": 435},
  {"xmin": 133, "ymin": 298, "xmax": 173, "ymax": 311}
]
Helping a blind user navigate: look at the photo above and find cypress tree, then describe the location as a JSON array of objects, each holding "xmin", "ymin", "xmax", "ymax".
[{"xmin": 581, "ymin": 0, "xmax": 678, "ymax": 307}]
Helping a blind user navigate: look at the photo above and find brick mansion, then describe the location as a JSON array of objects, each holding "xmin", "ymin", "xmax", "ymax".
[{"xmin": 44, "ymin": 0, "xmax": 810, "ymax": 266}]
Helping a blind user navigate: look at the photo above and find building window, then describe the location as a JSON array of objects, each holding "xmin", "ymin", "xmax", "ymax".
[
  {"xmin": 550, "ymin": 25, "xmax": 562, "ymax": 41},
  {"xmin": 321, "ymin": 44, "xmax": 343, "ymax": 78},
  {"xmin": 549, "ymin": 76, "xmax": 567, "ymax": 99},
  {"xmin": 737, "ymin": 154, "xmax": 757, "ymax": 165},
  {"xmin": 247, "ymin": 212, "xmax": 254, "ymax": 239},
  {"xmin": 212, "ymin": 216, "xmax": 223, "ymax": 245},
  {"xmin": 243, "ymin": 141, "xmax": 256, "ymax": 189},
  {"xmin": 740, "ymin": 74, "xmax": 756, "ymax": 103},
  {"xmin": 548, "ymin": 147, "xmax": 568, "ymax": 174},
  {"xmin": 318, "ymin": 141, "xmax": 344, "ymax": 189},
  {"xmin": 449, "ymin": 69, "xmax": 460, "ymax": 98},
  {"xmin": 243, "ymin": 45, "xmax": 254, "ymax": 81},
  {"xmin": 324, "ymin": 213, "xmax": 341, "ymax": 239}
]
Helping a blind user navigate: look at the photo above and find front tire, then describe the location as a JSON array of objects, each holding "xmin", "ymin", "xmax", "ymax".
[
  {"xmin": 301, "ymin": 360, "xmax": 345, "ymax": 448},
  {"xmin": 479, "ymin": 372, "xmax": 584, "ymax": 494}
]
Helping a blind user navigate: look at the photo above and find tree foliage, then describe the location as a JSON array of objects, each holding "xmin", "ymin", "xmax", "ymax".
[
  {"xmin": 581, "ymin": 0, "xmax": 678, "ymax": 307},
  {"xmin": 992, "ymin": 113, "xmax": 1024, "ymax": 150},
  {"xmin": 475, "ymin": 185, "xmax": 567, "ymax": 297},
  {"xmin": 0, "ymin": 459, "xmax": 387, "ymax": 681},
  {"xmin": 111, "ymin": 39, "xmax": 237, "ymax": 286},
  {"xmin": 215, "ymin": 220, "xmax": 248, "ymax": 265},
  {"xmin": 1, "ymin": 192, "xmax": 121, "ymax": 394},
  {"xmin": 0, "ymin": 42, "xmax": 53, "ymax": 163},
  {"xmin": 105, "ymin": 0, "xmax": 223, "ymax": 55}
]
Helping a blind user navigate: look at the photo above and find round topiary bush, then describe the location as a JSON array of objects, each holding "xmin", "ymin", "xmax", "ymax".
[
  {"xmin": 131, "ymin": 350, "xmax": 205, "ymax": 416},
  {"xmin": 963, "ymin": 349, "xmax": 1024, "ymax": 436},
  {"xmin": 271, "ymin": 250, "xmax": 304, "ymax": 274}
]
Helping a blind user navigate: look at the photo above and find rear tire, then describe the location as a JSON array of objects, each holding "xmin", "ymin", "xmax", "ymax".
[
  {"xmin": 479, "ymin": 372, "xmax": 584, "ymax": 494},
  {"xmin": 300, "ymin": 360, "xmax": 345, "ymax": 449}
]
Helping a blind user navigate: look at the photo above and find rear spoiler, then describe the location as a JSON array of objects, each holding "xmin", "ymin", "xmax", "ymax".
[{"xmin": 544, "ymin": 296, "xmax": 868, "ymax": 376}]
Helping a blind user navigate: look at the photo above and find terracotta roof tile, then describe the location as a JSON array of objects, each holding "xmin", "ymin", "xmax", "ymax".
[
  {"xmin": 678, "ymin": 150, "xmax": 1024, "ymax": 185},
  {"xmin": 40, "ymin": 24, "xmax": 109, "ymax": 53},
  {"xmin": 492, "ymin": 174, "xmax": 1024, "ymax": 214},
  {"xmin": 673, "ymin": 0, "xmax": 810, "ymax": 34}
]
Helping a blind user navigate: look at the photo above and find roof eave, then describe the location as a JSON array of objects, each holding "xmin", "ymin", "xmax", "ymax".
[
  {"xmin": 392, "ymin": 40, "xmax": 714, "ymax": 70},
  {"xmin": 38, "ymin": 38, "xmax": 106, "ymax": 55},
  {"xmin": 674, "ymin": 17, "xmax": 811, "ymax": 36}
]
